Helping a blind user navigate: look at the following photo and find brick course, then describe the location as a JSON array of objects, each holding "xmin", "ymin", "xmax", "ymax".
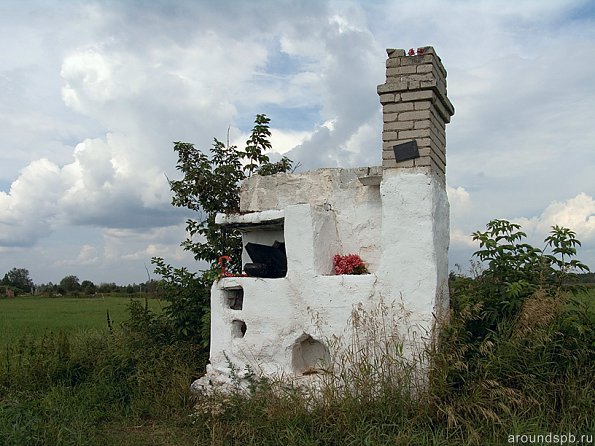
[{"xmin": 377, "ymin": 46, "xmax": 454, "ymax": 174}]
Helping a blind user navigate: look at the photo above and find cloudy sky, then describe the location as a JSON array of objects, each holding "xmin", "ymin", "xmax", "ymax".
[{"xmin": 1, "ymin": 0, "xmax": 594, "ymax": 285}]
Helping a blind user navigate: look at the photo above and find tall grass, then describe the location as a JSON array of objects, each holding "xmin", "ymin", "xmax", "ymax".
[
  {"xmin": 0, "ymin": 291, "xmax": 592, "ymax": 445},
  {"xmin": 0, "ymin": 307, "xmax": 205, "ymax": 446},
  {"xmin": 191, "ymin": 290, "xmax": 594, "ymax": 445},
  {"xmin": 428, "ymin": 290, "xmax": 593, "ymax": 441}
]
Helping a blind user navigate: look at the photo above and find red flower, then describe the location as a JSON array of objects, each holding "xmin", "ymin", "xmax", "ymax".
[
  {"xmin": 333, "ymin": 254, "xmax": 369, "ymax": 275},
  {"xmin": 408, "ymin": 48, "xmax": 415, "ymax": 56},
  {"xmin": 218, "ymin": 255, "xmax": 234, "ymax": 277},
  {"xmin": 218, "ymin": 256, "xmax": 248, "ymax": 278}
]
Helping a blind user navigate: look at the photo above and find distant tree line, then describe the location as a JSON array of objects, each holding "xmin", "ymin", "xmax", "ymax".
[
  {"xmin": 572, "ymin": 271, "xmax": 595, "ymax": 286},
  {"xmin": 1, "ymin": 267, "xmax": 34, "ymax": 294},
  {"xmin": 0, "ymin": 267, "xmax": 159, "ymax": 297}
]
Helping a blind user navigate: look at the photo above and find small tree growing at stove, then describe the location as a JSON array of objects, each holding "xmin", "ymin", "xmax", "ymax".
[
  {"xmin": 166, "ymin": 114, "xmax": 292, "ymax": 276},
  {"xmin": 149, "ymin": 115, "xmax": 292, "ymax": 347}
]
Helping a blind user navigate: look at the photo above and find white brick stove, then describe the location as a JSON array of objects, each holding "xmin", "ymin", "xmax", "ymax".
[{"xmin": 193, "ymin": 46, "xmax": 454, "ymax": 390}]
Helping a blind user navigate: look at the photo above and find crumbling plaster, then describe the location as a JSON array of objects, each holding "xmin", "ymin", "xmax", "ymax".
[
  {"xmin": 240, "ymin": 167, "xmax": 383, "ymax": 273},
  {"xmin": 195, "ymin": 166, "xmax": 448, "ymax": 389}
]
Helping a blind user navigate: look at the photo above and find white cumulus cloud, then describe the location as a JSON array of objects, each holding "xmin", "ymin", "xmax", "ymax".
[
  {"xmin": 514, "ymin": 193, "xmax": 595, "ymax": 242},
  {"xmin": 2, "ymin": 0, "xmax": 595, "ymax": 282},
  {"xmin": 447, "ymin": 185, "xmax": 471, "ymax": 215}
]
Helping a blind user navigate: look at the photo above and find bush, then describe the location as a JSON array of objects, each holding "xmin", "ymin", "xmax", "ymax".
[
  {"xmin": 450, "ymin": 220, "xmax": 589, "ymax": 344},
  {"xmin": 430, "ymin": 220, "xmax": 593, "ymax": 441},
  {"xmin": 149, "ymin": 258, "xmax": 211, "ymax": 351}
]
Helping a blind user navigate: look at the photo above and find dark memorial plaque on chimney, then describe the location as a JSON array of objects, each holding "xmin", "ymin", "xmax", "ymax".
[{"xmin": 393, "ymin": 140, "xmax": 419, "ymax": 163}]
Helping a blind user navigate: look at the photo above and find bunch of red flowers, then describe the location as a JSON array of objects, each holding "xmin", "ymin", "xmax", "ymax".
[
  {"xmin": 408, "ymin": 47, "xmax": 425, "ymax": 56},
  {"xmin": 333, "ymin": 254, "xmax": 369, "ymax": 275},
  {"xmin": 218, "ymin": 256, "xmax": 247, "ymax": 278}
]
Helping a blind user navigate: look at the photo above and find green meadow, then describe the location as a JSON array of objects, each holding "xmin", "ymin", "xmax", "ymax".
[
  {"xmin": 0, "ymin": 288, "xmax": 592, "ymax": 445},
  {"xmin": 0, "ymin": 294, "xmax": 200, "ymax": 446},
  {"xmin": 0, "ymin": 295, "xmax": 164, "ymax": 347}
]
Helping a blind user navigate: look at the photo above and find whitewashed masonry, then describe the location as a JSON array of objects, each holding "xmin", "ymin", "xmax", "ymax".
[{"xmin": 193, "ymin": 46, "xmax": 454, "ymax": 389}]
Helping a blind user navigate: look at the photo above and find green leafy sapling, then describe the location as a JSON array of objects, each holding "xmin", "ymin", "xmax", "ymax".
[
  {"xmin": 167, "ymin": 114, "xmax": 292, "ymax": 277},
  {"xmin": 451, "ymin": 219, "xmax": 591, "ymax": 343},
  {"xmin": 150, "ymin": 115, "xmax": 293, "ymax": 346}
]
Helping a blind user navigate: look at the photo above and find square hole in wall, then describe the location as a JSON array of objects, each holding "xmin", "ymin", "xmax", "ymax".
[
  {"xmin": 231, "ymin": 319, "xmax": 247, "ymax": 338},
  {"xmin": 224, "ymin": 287, "xmax": 243, "ymax": 310}
]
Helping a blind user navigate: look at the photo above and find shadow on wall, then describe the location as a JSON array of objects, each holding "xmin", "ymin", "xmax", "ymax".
[{"xmin": 292, "ymin": 334, "xmax": 330, "ymax": 375}]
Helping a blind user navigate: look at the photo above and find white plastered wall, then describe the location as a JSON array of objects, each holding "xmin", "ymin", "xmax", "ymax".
[
  {"xmin": 377, "ymin": 168, "xmax": 450, "ymax": 347},
  {"xmin": 194, "ymin": 166, "xmax": 449, "ymax": 389},
  {"xmin": 240, "ymin": 168, "xmax": 383, "ymax": 273}
]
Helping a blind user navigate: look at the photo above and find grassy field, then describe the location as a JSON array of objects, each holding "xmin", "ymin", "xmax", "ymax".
[
  {"xmin": 0, "ymin": 295, "xmax": 164, "ymax": 347},
  {"xmin": 0, "ymin": 287, "xmax": 592, "ymax": 445},
  {"xmin": 0, "ymin": 295, "xmax": 200, "ymax": 446}
]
